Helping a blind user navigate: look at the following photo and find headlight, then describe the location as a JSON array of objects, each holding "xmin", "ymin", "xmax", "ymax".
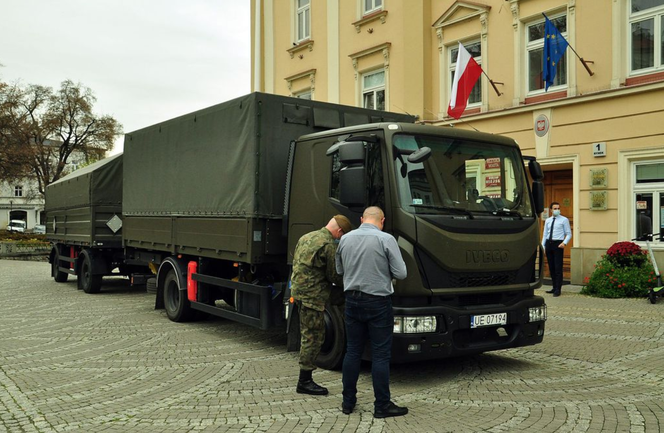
[
  {"xmin": 528, "ymin": 305, "xmax": 547, "ymax": 322},
  {"xmin": 393, "ymin": 316, "xmax": 437, "ymax": 333}
]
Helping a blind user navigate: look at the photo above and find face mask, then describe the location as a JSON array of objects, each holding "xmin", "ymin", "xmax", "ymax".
[{"xmin": 552, "ymin": 209, "xmax": 561, "ymax": 216}]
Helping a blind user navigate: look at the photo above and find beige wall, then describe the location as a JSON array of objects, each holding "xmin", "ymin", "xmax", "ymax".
[{"xmin": 253, "ymin": 0, "xmax": 664, "ymax": 285}]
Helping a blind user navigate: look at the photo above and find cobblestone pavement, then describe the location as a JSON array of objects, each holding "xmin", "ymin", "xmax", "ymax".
[{"xmin": 1, "ymin": 260, "xmax": 664, "ymax": 432}]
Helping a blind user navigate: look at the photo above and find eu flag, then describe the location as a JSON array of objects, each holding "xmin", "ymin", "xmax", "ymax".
[{"xmin": 543, "ymin": 14, "xmax": 569, "ymax": 91}]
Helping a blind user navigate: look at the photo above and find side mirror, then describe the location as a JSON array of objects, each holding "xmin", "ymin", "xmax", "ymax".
[
  {"xmin": 327, "ymin": 140, "xmax": 367, "ymax": 208},
  {"xmin": 339, "ymin": 166, "xmax": 366, "ymax": 207},
  {"xmin": 339, "ymin": 141, "xmax": 365, "ymax": 164},
  {"xmin": 529, "ymin": 160, "xmax": 544, "ymax": 181},
  {"xmin": 532, "ymin": 180, "xmax": 544, "ymax": 215},
  {"xmin": 407, "ymin": 146, "xmax": 432, "ymax": 164}
]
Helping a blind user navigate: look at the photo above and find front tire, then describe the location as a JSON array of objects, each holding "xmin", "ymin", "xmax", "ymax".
[
  {"xmin": 649, "ymin": 289, "xmax": 657, "ymax": 304},
  {"xmin": 315, "ymin": 304, "xmax": 346, "ymax": 370},
  {"xmin": 78, "ymin": 252, "xmax": 102, "ymax": 294},
  {"xmin": 163, "ymin": 269, "xmax": 194, "ymax": 322}
]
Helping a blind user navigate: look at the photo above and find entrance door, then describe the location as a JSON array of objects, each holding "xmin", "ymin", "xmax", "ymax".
[{"xmin": 541, "ymin": 170, "xmax": 573, "ymax": 282}]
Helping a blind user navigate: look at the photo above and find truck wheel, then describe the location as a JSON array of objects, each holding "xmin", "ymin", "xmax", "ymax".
[
  {"xmin": 163, "ymin": 269, "xmax": 194, "ymax": 322},
  {"xmin": 52, "ymin": 248, "xmax": 68, "ymax": 283},
  {"xmin": 315, "ymin": 304, "xmax": 346, "ymax": 370},
  {"xmin": 78, "ymin": 252, "xmax": 102, "ymax": 294}
]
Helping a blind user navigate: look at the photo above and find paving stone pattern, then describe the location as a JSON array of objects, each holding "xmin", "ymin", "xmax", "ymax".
[{"xmin": 1, "ymin": 260, "xmax": 664, "ymax": 432}]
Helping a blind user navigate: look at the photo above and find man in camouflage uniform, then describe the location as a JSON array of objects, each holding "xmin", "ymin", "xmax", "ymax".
[{"xmin": 291, "ymin": 215, "xmax": 352, "ymax": 395}]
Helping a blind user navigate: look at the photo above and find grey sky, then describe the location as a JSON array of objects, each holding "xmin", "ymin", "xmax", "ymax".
[{"xmin": 0, "ymin": 0, "xmax": 251, "ymax": 154}]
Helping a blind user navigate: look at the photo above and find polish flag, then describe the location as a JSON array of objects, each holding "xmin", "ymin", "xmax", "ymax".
[{"xmin": 448, "ymin": 42, "xmax": 482, "ymax": 120}]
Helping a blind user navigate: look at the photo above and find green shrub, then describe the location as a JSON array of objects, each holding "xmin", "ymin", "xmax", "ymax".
[{"xmin": 581, "ymin": 241, "xmax": 657, "ymax": 298}]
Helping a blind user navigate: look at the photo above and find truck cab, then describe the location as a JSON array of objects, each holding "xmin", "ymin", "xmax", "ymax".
[{"xmin": 288, "ymin": 122, "xmax": 546, "ymax": 362}]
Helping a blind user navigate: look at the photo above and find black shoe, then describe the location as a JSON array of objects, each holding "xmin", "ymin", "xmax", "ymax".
[
  {"xmin": 342, "ymin": 404, "xmax": 354, "ymax": 415},
  {"xmin": 545, "ymin": 289, "xmax": 554, "ymax": 294},
  {"xmin": 374, "ymin": 402, "xmax": 408, "ymax": 418},
  {"xmin": 553, "ymin": 292, "xmax": 561, "ymax": 297},
  {"xmin": 296, "ymin": 379, "xmax": 328, "ymax": 395}
]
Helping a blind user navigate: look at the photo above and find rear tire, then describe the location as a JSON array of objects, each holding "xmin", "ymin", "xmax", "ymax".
[
  {"xmin": 315, "ymin": 304, "xmax": 346, "ymax": 370},
  {"xmin": 649, "ymin": 289, "xmax": 657, "ymax": 304},
  {"xmin": 163, "ymin": 269, "xmax": 194, "ymax": 322},
  {"xmin": 52, "ymin": 248, "xmax": 68, "ymax": 283},
  {"xmin": 78, "ymin": 252, "xmax": 102, "ymax": 294}
]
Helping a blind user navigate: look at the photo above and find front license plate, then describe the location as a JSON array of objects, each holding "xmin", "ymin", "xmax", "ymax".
[{"xmin": 470, "ymin": 313, "xmax": 507, "ymax": 328}]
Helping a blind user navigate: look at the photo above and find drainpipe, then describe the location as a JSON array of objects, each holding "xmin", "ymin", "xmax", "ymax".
[{"xmin": 253, "ymin": 0, "xmax": 262, "ymax": 92}]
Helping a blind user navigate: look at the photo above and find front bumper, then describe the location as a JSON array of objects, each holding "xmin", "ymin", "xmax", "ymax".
[{"xmin": 390, "ymin": 296, "xmax": 546, "ymax": 363}]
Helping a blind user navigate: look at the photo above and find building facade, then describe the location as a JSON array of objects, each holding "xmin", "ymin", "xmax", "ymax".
[
  {"xmin": 251, "ymin": 0, "xmax": 664, "ymax": 284},
  {"xmin": 1, "ymin": 142, "xmax": 86, "ymax": 232},
  {"xmin": 0, "ymin": 180, "xmax": 44, "ymax": 231}
]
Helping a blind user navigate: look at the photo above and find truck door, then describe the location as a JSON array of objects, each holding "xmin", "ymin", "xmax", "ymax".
[{"xmin": 287, "ymin": 136, "xmax": 342, "ymax": 263}]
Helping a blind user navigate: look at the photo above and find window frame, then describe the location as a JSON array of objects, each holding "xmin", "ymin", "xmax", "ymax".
[
  {"xmin": 363, "ymin": 0, "xmax": 383, "ymax": 16},
  {"xmin": 14, "ymin": 185, "xmax": 23, "ymax": 197},
  {"xmin": 448, "ymin": 40, "xmax": 483, "ymax": 109},
  {"xmin": 633, "ymin": 159, "xmax": 664, "ymax": 243},
  {"xmin": 629, "ymin": 0, "xmax": 664, "ymax": 75},
  {"xmin": 295, "ymin": 0, "xmax": 311, "ymax": 43},
  {"xmin": 361, "ymin": 69, "xmax": 386, "ymax": 111},
  {"xmin": 294, "ymin": 90, "xmax": 312, "ymax": 100},
  {"xmin": 525, "ymin": 13, "xmax": 569, "ymax": 95}
]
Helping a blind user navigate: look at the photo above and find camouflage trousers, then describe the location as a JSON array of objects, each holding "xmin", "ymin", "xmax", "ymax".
[{"xmin": 297, "ymin": 301, "xmax": 325, "ymax": 371}]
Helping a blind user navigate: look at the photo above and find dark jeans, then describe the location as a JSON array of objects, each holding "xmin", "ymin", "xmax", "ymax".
[
  {"xmin": 342, "ymin": 291, "xmax": 393, "ymax": 411},
  {"xmin": 545, "ymin": 240, "xmax": 564, "ymax": 292}
]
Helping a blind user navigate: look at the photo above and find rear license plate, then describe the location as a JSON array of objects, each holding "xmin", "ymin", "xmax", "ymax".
[{"xmin": 470, "ymin": 312, "xmax": 507, "ymax": 328}]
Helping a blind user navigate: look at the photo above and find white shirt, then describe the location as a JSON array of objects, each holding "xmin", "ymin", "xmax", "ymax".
[{"xmin": 541, "ymin": 214, "xmax": 572, "ymax": 248}]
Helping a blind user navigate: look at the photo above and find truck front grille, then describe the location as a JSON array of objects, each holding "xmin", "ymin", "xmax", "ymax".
[{"xmin": 449, "ymin": 271, "xmax": 517, "ymax": 288}]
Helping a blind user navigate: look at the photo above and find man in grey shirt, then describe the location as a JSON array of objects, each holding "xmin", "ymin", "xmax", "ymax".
[{"xmin": 335, "ymin": 206, "xmax": 408, "ymax": 418}]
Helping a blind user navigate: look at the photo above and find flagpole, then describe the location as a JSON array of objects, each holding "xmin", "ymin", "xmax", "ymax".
[{"xmin": 566, "ymin": 44, "xmax": 595, "ymax": 76}]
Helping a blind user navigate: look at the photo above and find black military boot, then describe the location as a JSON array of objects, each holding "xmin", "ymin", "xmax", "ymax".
[{"xmin": 296, "ymin": 370, "xmax": 328, "ymax": 395}]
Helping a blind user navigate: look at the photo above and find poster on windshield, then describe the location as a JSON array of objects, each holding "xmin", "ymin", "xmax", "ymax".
[{"xmin": 485, "ymin": 175, "xmax": 501, "ymax": 188}]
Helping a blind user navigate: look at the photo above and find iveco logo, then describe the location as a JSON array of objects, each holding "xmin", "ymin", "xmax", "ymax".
[{"xmin": 466, "ymin": 250, "xmax": 509, "ymax": 263}]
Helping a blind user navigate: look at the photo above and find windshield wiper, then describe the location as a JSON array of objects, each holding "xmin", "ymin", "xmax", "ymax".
[
  {"xmin": 411, "ymin": 204, "xmax": 474, "ymax": 219},
  {"xmin": 491, "ymin": 209, "xmax": 523, "ymax": 219}
]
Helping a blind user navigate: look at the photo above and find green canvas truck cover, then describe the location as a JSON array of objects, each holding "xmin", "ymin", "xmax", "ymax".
[
  {"xmin": 123, "ymin": 92, "xmax": 414, "ymax": 218},
  {"xmin": 45, "ymin": 153, "xmax": 123, "ymax": 211}
]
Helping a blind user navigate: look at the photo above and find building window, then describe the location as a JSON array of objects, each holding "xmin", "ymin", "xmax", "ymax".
[
  {"xmin": 630, "ymin": 0, "xmax": 664, "ymax": 74},
  {"xmin": 295, "ymin": 91, "xmax": 312, "ymax": 100},
  {"xmin": 362, "ymin": 70, "xmax": 385, "ymax": 111},
  {"xmin": 634, "ymin": 161, "xmax": 664, "ymax": 242},
  {"xmin": 364, "ymin": 0, "xmax": 383, "ymax": 15},
  {"xmin": 527, "ymin": 14, "xmax": 567, "ymax": 93},
  {"xmin": 14, "ymin": 186, "xmax": 23, "ymax": 197},
  {"xmin": 449, "ymin": 41, "xmax": 482, "ymax": 106},
  {"xmin": 296, "ymin": 0, "xmax": 311, "ymax": 42}
]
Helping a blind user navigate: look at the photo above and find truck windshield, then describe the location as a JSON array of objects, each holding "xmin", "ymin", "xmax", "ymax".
[{"xmin": 393, "ymin": 134, "xmax": 534, "ymax": 218}]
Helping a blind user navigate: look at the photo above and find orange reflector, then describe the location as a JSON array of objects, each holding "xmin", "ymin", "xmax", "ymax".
[
  {"xmin": 233, "ymin": 262, "xmax": 239, "ymax": 267},
  {"xmin": 289, "ymin": 297, "xmax": 294, "ymax": 304}
]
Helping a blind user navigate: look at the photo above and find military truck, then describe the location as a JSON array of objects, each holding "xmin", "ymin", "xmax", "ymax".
[{"xmin": 46, "ymin": 92, "xmax": 547, "ymax": 368}]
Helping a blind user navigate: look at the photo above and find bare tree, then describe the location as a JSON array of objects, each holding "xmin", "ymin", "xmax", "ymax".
[{"xmin": 0, "ymin": 79, "xmax": 122, "ymax": 194}]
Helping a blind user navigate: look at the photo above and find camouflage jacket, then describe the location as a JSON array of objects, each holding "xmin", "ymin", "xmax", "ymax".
[{"xmin": 291, "ymin": 228, "xmax": 343, "ymax": 311}]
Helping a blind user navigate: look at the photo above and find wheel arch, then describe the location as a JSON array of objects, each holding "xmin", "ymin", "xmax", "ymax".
[{"xmin": 155, "ymin": 256, "xmax": 188, "ymax": 310}]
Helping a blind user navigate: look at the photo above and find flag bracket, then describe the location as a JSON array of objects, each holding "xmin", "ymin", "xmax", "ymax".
[
  {"xmin": 488, "ymin": 79, "xmax": 503, "ymax": 97},
  {"xmin": 579, "ymin": 58, "xmax": 595, "ymax": 76}
]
